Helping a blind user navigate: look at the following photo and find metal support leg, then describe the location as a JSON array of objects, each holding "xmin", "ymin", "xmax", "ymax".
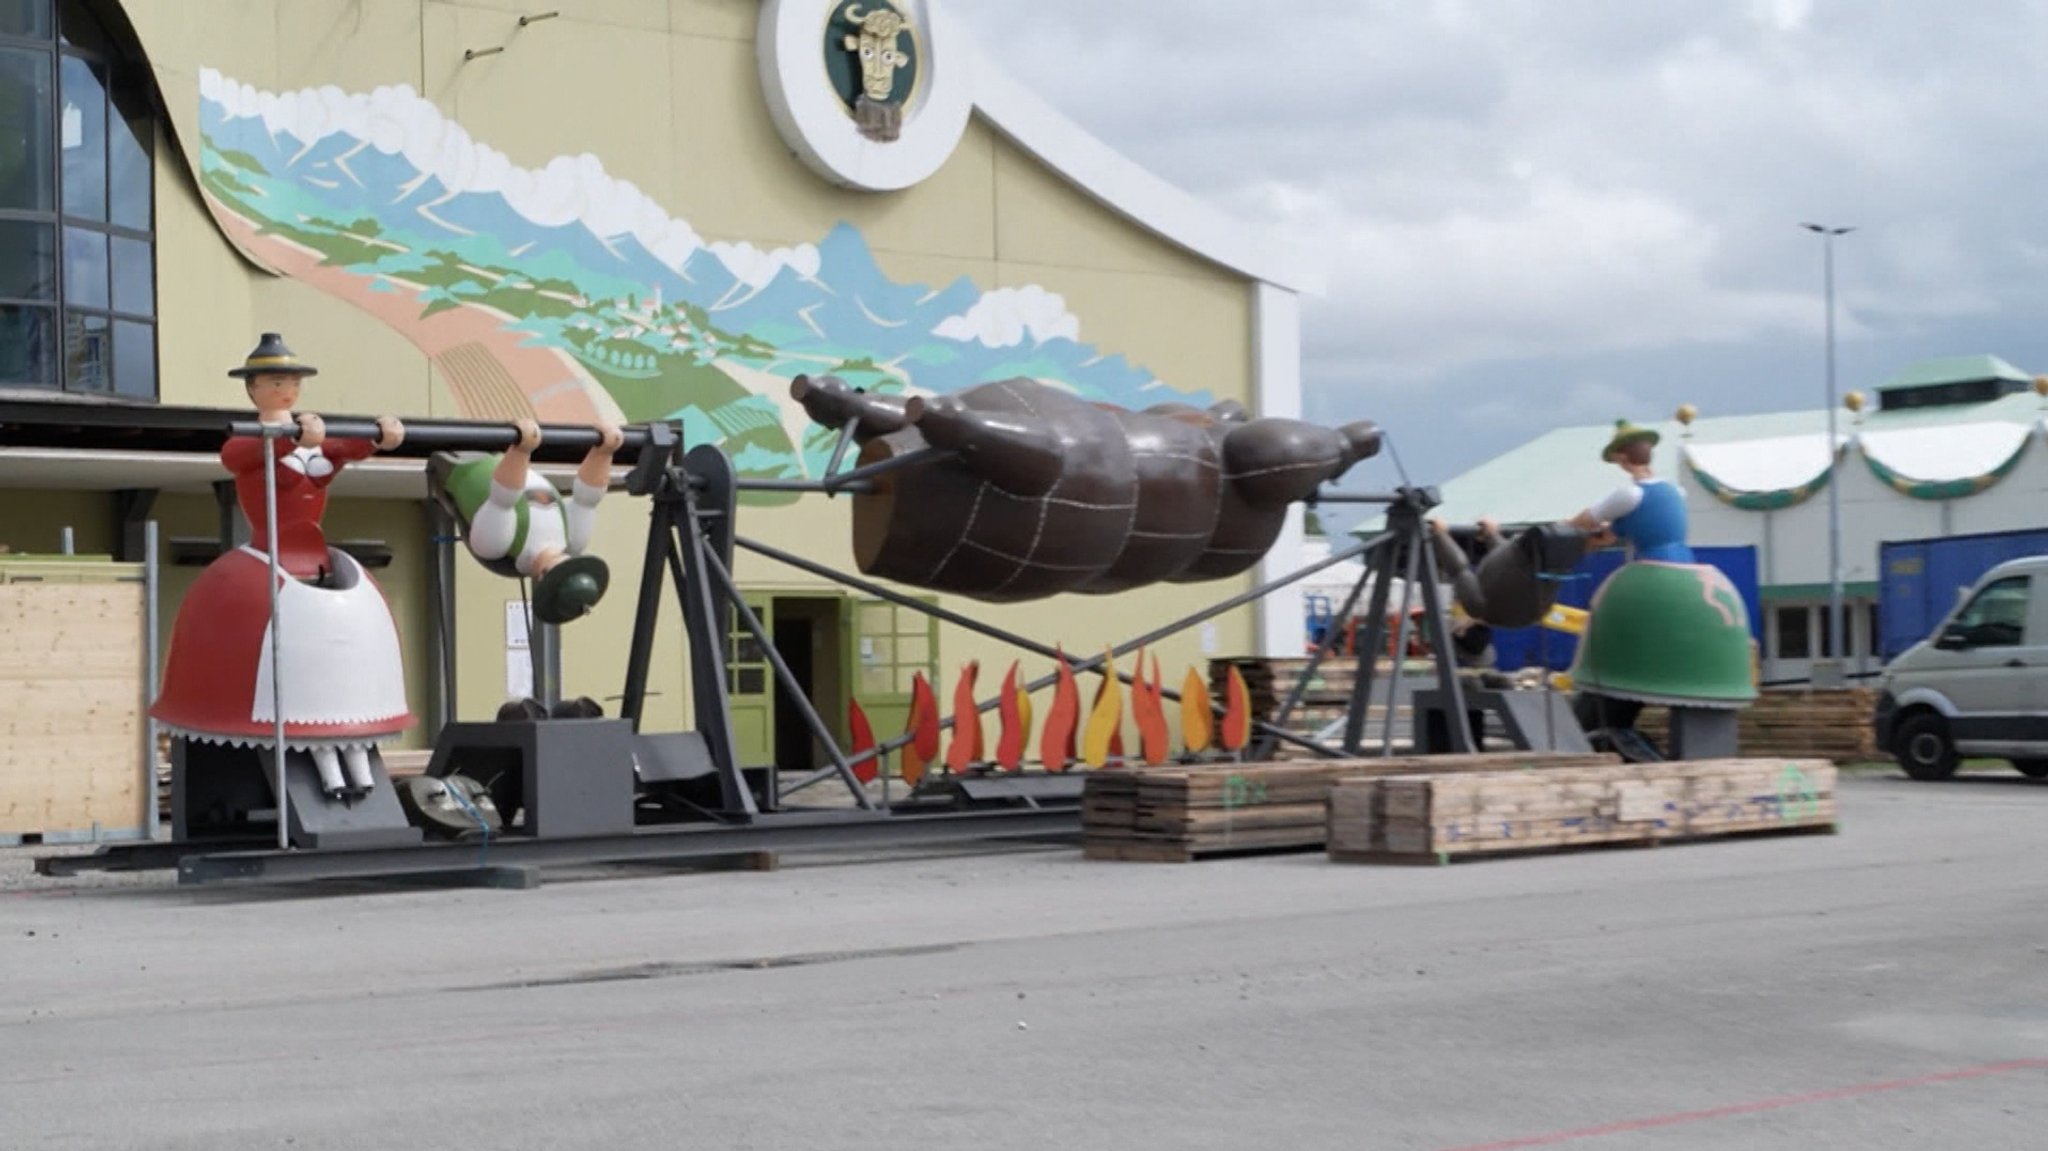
[
  {"xmin": 1414, "ymin": 534, "xmax": 1476, "ymax": 753},
  {"xmin": 1378, "ymin": 531, "xmax": 1423, "ymax": 757},
  {"xmin": 619, "ymin": 489, "xmax": 679, "ymax": 728},
  {"xmin": 675, "ymin": 450, "xmax": 754, "ymax": 818},
  {"xmin": 1343, "ymin": 537, "xmax": 1398, "ymax": 755}
]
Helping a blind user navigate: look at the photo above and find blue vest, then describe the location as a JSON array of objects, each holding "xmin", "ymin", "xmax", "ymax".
[{"xmin": 1614, "ymin": 479, "xmax": 1693, "ymax": 563}]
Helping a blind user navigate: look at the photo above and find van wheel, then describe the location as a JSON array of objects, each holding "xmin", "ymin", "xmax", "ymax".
[
  {"xmin": 2012, "ymin": 759, "xmax": 2048, "ymax": 779},
  {"xmin": 1894, "ymin": 714, "xmax": 1958, "ymax": 780}
]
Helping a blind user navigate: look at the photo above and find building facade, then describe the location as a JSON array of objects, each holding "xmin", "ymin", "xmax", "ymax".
[{"xmin": 0, "ymin": 0, "xmax": 1310, "ymax": 772}]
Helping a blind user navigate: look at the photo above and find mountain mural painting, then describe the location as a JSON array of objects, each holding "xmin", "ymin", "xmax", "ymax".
[{"xmin": 194, "ymin": 69, "xmax": 1208, "ymax": 503}]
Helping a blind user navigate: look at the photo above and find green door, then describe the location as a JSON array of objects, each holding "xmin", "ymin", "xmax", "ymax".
[
  {"xmin": 849, "ymin": 597, "xmax": 940, "ymax": 774},
  {"xmin": 727, "ymin": 593, "xmax": 775, "ymax": 768}
]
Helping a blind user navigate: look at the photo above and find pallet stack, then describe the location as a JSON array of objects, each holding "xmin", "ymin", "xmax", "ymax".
[
  {"xmin": 1636, "ymin": 690, "xmax": 1877, "ymax": 762},
  {"xmin": 1082, "ymin": 751, "xmax": 1619, "ymax": 862},
  {"xmin": 1328, "ymin": 758, "xmax": 1838, "ymax": 864}
]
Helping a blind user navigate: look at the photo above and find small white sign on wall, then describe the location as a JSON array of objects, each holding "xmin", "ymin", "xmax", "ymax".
[
  {"xmin": 1200, "ymin": 623, "xmax": 1219, "ymax": 655},
  {"xmin": 505, "ymin": 600, "xmax": 534, "ymax": 698},
  {"xmin": 505, "ymin": 601, "xmax": 532, "ymax": 650}
]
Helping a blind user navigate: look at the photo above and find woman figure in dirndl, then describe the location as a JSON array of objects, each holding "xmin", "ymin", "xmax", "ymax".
[{"xmin": 150, "ymin": 334, "xmax": 415, "ymax": 799}]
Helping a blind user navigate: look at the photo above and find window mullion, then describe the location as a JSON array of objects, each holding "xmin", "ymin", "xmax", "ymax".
[{"xmin": 48, "ymin": 33, "xmax": 67, "ymax": 392}]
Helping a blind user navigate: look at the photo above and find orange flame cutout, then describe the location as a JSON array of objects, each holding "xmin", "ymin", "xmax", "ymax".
[
  {"xmin": 1134, "ymin": 651, "xmax": 1171, "ymax": 766},
  {"xmin": 1016, "ymin": 685, "xmax": 1034, "ymax": 765},
  {"xmin": 1082, "ymin": 649, "xmax": 1124, "ymax": 769},
  {"xmin": 1221, "ymin": 663, "xmax": 1252, "ymax": 753},
  {"xmin": 995, "ymin": 661, "xmax": 1026, "ymax": 772},
  {"xmin": 945, "ymin": 661, "xmax": 983, "ymax": 774},
  {"xmin": 1042, "ymin": 648, "xmax": 1080, "ymax": 772},
  {"xmin": 902, "ymin": 672, "xmax": 939, "ymax": 787},
  {"xmin": 848, "ymin": 698, "xmax": 878, "ymax": 784},
  {"xmin": 1180, "ymin": 667, "xmax": 1214, "ymax": 755}
]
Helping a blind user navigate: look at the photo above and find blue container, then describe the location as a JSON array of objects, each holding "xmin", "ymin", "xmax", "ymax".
[{"xmin": 1878, "ymin": 529, "xmax": 2048, "ymax": 660}]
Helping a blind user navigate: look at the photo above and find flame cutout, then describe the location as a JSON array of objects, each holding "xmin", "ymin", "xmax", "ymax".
[
  {"xmin": 902, "ymin": 672, "xmax": 939, "ymax": 787},
  {"xmin": 1042, "ymin": 647, "xmax": 1080, "ymax": 772},
  {"xmin": 1016, "ymin": 685, "xmax": 1034, "ymax": 764},
  {"xmin": 945, "ymin": 660, "xmax": 983, "ymax": 775},
  {"xmin": 1180, "ymin": 667, "xmax": 1214, "ymax": 755},
  {"xmin": 1082, "ymin": 649, "xmax": 1123, "ymax": 769},
  {"xmin": 1220, "ymin": 664, "xmax": 1251, "ymax": 753},
  {"xmin": 1134, "ymin": 651, "xmax": 1171, "ymax": 766},
  {"xmin": 995, "ymin": 661, "xmax": 1026, "ymax": 772},
  {"xmin": 848, "ymin": 698, "xmax": 878, "ymax": 784}
]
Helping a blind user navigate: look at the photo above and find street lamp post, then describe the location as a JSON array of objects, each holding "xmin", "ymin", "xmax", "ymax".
[{"xmin": 1801, "ymin": 222, "xmax": 1854, "ymax": 669}]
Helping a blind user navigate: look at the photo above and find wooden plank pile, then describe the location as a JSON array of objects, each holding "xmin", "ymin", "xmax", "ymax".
[
  {"xmin": 1328, "ymin": 758, "xmax": 1838, "ymax": 864},
  {"xmin": 1082, "ymin": 751, "xmax": 1619, "ymax": 862},
  {"xmin": 0, "ymin": 563, "xmax": 150, "ymax": 845},
  {"xmin": 1636, "ymin": 690, "xmax": 1877, "ymax": 762}
]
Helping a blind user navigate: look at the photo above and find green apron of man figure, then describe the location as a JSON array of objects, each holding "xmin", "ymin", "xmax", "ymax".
[{"xmin": 434, "ymin": 419, "xmax": 624, "ymax": 625}]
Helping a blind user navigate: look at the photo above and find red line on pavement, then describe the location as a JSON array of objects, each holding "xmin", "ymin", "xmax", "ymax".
[{"xmin": 1438, "ymin": 1058, "xmax": 2048, "ymax": 1151}]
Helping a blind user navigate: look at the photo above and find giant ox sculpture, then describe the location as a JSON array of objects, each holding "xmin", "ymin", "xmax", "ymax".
[{"xmin": 793, "ymin": 375, "xmax": 1383, "ymax": 602}]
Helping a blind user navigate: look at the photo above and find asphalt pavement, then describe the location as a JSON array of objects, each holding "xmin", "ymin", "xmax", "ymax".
[{"xmin": 2, "ymin": 770, "xmax": 2045, "ymax": 1150}]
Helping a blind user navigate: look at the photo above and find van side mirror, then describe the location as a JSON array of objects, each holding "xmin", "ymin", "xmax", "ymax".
[{"xmin": 1935, "ymin": 625, "xmax": 1970, "ymax": 650}]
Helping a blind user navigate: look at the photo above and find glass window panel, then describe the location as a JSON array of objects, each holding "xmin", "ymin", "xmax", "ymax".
[
  {"xmin": 0, "ymin": 47, "xmax": 53, "ymax": 210},
  {"xmin": 62, "ymin": 308, "xmax": 109, "ymax": 390},
  {"xmin": 894, "ymin": 667, "xmax": 922, "ymax": 695},
  {"xmin": 107, "ymin": 63, "xmax": 145, "ymax": 229},
  {"xmin": 859, "ymin": 666, "xmax": 891, "ymax": 697},
  {"xmin": 58, "ymin": 53, "xmax": 104, "ymax": 220},
  {"xmin": 62, "ymin": 223, "xmax": 104, "ymax": 306},
  {"xmin": 56, "ymin": 0, "xmax": 105, "ymax": 53},
  {"xmin": 859, "ymin": 603, "xmax": 892, "ymax": 632},
  {"xmin": 865, "ymin": 636, "xmax": 894, "ymax": 666},
  {"xmin": 0, "ymin": 0, "xmax": 50, "ymax": 37},
  {"xmin": 112, "ymin": 317, "xmax": 150, "ymax": 398},
  {"xmin": 110, "ymin": 233, "xmax": 147, "ymax": 314},
  {"xmin": 0, "ymin": 219, "xmax": 55, "ymax": 299},
  {"xmin": 897, "ymin": 635, "xmax": 929, "ymax": 665},
  {"xmin": 0, "ymin": 303, "xmax": 55, "ymax": 384},
  {"xmin": 1774, "ymin": 606, "xmax": 1810, "ymax": 660},
  {"xmin": 735, "ymin": 668, "xmax": 765, "ymax": 696}
]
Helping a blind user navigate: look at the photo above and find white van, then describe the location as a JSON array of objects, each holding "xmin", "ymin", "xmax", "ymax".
[{"xmin": 1874, "ymin": 555, "xmax": 2048, "ymax": 780}]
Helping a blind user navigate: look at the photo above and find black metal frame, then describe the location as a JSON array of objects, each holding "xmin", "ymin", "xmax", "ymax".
[
  {"xmin": 1248, "ymin": 486, "xmax": 1476, "ymax": 758},
  {"xmin": 32, "ymin": 413, "xmax": 1479, "ymax": 886}
]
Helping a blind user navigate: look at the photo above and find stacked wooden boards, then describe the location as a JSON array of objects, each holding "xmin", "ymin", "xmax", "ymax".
[
  {"xmin": 1636, "ymin": 690, "xmax": 1877, "ymax": 762},
  {"xmin": 1328, "ymin": 758, "xmax": 1838, "ymax": 864},
  {"xmin": 0, "ymin": 560, "xmax": 150, "ymax": 845},
  {"xmin": 1082, "ymin": 751, "xmax": 1621, "ymax": 862}
]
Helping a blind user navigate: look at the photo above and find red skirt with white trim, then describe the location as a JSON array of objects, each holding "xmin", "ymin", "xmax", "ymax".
[{"xmin": 151, "ymin": 547, "xmax": 414, "ymax": 748}]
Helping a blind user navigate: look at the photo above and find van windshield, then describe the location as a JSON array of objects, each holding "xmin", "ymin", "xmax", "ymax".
[{"xmin": 1951, "ymin": 575, "xmax": 2030, "ymax": 647}]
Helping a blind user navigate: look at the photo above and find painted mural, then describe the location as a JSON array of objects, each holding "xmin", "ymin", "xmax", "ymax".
[{"xmin": 193, "ymin": 68, "xmax": 1206, "ymax": 497}]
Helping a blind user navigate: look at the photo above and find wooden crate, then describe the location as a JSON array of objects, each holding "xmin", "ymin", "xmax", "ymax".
[
  {"xmin": 0, "ymin": 567, "xmax": 151, "ymax": 843},
  {"xmin": 1329, "ymin": 758, "xmax": 1838, "ymax": 864},
  {"xmin": 1081, "ymin": 751, "xmax": 1620, "ymax": 862}
]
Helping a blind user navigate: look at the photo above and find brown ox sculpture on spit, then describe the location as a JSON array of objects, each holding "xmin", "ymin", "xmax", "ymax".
[{"xmin": 793, "ymin": 374, "xmax": 1383, "ymax": 603}]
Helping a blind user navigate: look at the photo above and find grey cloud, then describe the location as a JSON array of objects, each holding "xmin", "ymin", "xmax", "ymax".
[{"xmin": 948, "ymin": 0, "xmax": 2048, "ymax": 479}]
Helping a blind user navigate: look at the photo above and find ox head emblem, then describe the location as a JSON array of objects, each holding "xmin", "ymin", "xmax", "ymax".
[{"xmin": 837, "ymin": 3, "xmax": 914, "ymax": 142}]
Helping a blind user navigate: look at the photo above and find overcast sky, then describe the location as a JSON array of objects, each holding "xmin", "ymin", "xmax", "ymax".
[{"xmin": 948, "ymin": 0, "xmax": 2048, "ymax": 512}]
